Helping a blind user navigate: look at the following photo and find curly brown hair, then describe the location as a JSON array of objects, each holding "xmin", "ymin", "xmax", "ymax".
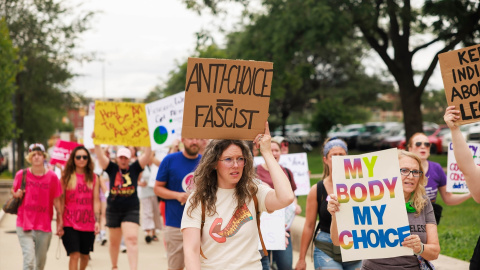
[
  {"xmin": 62, "ymin": 146, "xmax": 95, "ymax": 190},
  {"xmin": 186, "ymin": 140, "xmax": 258, "ymax": 217}
]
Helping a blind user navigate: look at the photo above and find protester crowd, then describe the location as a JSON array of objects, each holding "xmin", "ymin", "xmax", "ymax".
[{"xmin": 7, "ymin": 106, "xmax": 480, "ymax": 270}]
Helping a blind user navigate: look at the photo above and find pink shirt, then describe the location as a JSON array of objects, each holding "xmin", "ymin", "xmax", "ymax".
[
  {"xmin": 63, "ymin": 173, "xmax": 96, "ymax": 232},
  {"xmin": 14, "ymin": 169, "xmax": 62, "ymax": 232}
]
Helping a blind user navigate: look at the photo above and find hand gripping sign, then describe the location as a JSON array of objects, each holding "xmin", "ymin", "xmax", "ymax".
[
  {"xmin": 332, "ymin": 148, "xmax": 412, "ymax": 261},
  {"xmin": 182, "ymin": 57, "xmax": 273, "ymax": 140}
]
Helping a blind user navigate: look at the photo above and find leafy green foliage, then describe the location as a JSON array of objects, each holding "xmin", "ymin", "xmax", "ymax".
[
  {"xmin": 145, "ymin": 44, "xmax": 228, "ymax": 102},
  {"xmin": 0, "ymin": 18, "xmax": 21, "ymax": 148},
  {"xmin": 2, "ymin": 0, "xmax": 95, "ymax": 169}
]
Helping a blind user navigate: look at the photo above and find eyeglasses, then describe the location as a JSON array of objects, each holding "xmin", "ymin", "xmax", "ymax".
[
  {"xmin": 219, "ymin": 157, "xmax": 245, "ymax": 167},
  {"xmin": 281, "ymin": 141, "xmax": 289, "ymax": 147},
  {"xmin": 75, "ymin": 155, "xmax": 89, "ymax": 160},
  {"xmin": 400, "ymin": 168, "xmax": 423, "ymax": 177},
  {"xmin": 415, "ymin": 142, "xmax": 431, "ymax": 147}
]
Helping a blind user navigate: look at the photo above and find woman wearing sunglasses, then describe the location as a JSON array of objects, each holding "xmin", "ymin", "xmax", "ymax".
[
  {"xmin": 328, "ymin": 150, "xmax": 440, "ymax": 269},
  {"xmin": 60, "ymin": 145, "xmax": 100, "ymax": 270},
  {"xmin": 181, "ymin": 122, "xmax": 295, "ymax": 269},
  {"xmin": 407, "ymin": 133, "xmax": 471, "ymax": 224}
]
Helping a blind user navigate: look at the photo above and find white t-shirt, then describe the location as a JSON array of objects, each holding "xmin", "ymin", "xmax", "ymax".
[{"xmin": 181, "ymin": 183, "xmax": 272, "ymax": 270}]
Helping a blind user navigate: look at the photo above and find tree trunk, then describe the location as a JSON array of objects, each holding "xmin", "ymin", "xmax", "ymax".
[
  {"xmin": 14, "ymin": 78, "xmax": 25, "ymax": 171},
  {"xmin": 398, "ymin": 79, "xmax": 423, "ymax": 145}
]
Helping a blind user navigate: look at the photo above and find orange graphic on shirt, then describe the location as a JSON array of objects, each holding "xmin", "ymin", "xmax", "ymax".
[{"xmin": 209, "ymin": 203, "xmax": 253, "ymax": 243}]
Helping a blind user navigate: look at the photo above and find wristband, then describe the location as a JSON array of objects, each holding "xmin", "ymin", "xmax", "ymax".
[{"xmin": 414, "ymin": 242, "xmax": 424, "ymax": 255}]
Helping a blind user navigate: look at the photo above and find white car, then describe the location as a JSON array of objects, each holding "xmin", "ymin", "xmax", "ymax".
[{"xmin": 442, "ymin": 123, "xmax": 480, "ymax": 153}]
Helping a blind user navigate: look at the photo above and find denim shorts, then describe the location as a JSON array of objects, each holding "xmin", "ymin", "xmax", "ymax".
[{"xmin": 313, "ymin": 231, "xmax": 362, "ymax": 270}]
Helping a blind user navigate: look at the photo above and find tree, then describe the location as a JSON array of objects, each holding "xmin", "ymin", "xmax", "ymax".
[
  {"xmin": 145, "ymin": 43, "xmax": 228, "ymax": 102},
  {"xmin": 181, "ymin": 0, "xmax": 480, "ymax": 142},
  {"xmin": 0, "ymin": 18, "xmax": 21, "ymax": 148},
  {"xmin": 207, "ymin": 0, "xmax": 394, "ymax": 134},
  {"xmin": 1, "ymin": 0, "xmax": 94, "ymax": 169}
]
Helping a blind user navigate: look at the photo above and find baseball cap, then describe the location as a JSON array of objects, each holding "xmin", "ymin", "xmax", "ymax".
[
  {"xmin": 117, "ymin": 148, "xmax": 132, "ymax": 159},
  {"xmin": 28, "ymin": 143, "xmax": 45, "ymax": 152}
]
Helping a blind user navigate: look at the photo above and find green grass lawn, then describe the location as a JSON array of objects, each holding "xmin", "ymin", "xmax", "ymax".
[{"xmin": 297, "ymin": 149, "xmax": 478, "ymax": 262}]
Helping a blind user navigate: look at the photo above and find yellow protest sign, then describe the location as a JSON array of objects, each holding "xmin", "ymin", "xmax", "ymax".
[
  {"xmin": 182, "ymin": 57, "xmax": 273, "ymax": 140},
  {"xmin": 94, "ymin": 101, "xmax": 150, "ymax": 146},
  {"xmin": 439, "ymin": 44, "xmax": 480, "ymax": 125}
]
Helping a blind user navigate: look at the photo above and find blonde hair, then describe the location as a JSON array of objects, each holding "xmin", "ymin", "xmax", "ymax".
[
  {"xmin": 398, "ymin": 150, "xmax": 428, "ymax": 215},
  {"xmin": 25, "ymin": 150, "xmax": 48, "ymax": 164}
]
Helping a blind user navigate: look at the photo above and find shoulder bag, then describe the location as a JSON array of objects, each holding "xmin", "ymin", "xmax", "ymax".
[{"xmin": 2, "ymin": 169, "xmax": 27, "ymax": 214}]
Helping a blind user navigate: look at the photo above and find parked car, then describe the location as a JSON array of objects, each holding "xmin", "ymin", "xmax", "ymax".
[
  {"xmin": 356, "ymin": 122, "xmax": 386, "ymax": 150},
  {"xmin": 379, "ymin": 129, "xmax": 405, "ymax": 149},
  {"xmin": 427, "ymin": 125, "xmax": 449, "ymax": 154},
  {"xmin": 336, "ymin": 124, "xmax": 364, "ymax": 149},
  {"xmin": 374, "ymin": 124, "xmax": 404, "ymax": 149},
  {"xmin": 442, "ymin": 122, "xmax": 480, "ymax": 153},
  {"xmin": 272, "ymin": 123, "xmax": 320, "ymax": 145}
]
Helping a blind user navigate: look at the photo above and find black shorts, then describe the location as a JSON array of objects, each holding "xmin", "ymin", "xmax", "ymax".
[
  {"xmin": 62, "ymin": 227, "xmax": 95, "ymax": 255},
  {"xmin": 106, "ymin": 206, "xmax": 140, "ymax": 228}
]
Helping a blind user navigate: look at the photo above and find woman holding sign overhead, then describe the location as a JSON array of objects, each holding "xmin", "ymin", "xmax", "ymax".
[
  {"xmin": 181, "ymin": 122, "xmax": 295, "ymax": 269},
  {"xmin": 444, "ymin": 105, "xmax": 480, "ymax": 268},
  {"xmin": 328, "ymin": 150, "xmax": 440, "ymax": 270},
  {"xmin": 295, "ymin": 138, "xmax": 362, "ymax": 270}
]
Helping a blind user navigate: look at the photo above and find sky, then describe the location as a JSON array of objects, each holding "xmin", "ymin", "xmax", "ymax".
[
  {"xmin": 70, "ymin": 0, "xmax": 444, "ymax": 100},
  {"xmin": 70, "ymin": 0, "xmax": 242, "ymax": 99}
]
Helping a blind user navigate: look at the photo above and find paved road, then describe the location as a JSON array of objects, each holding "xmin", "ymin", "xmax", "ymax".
[
  {"xmin": 0, "ymin": 211, "xmax": 314, "ymax": 270},
  {"xmin": 1, "ymin": 209, "xmax": 471, "ymax": 270}
]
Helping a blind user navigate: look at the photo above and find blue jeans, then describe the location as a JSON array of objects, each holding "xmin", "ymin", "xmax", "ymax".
[
  {"xmin": 260, "ymin": 234, "xmax": 293, "ymax": 270},
  {"xmin": 16, "ymin": 227, "xmax": 52, "ymax": 270},
  {"xmin": 313, "ymin": 231, "xmax": 362, "ymax": 270}
]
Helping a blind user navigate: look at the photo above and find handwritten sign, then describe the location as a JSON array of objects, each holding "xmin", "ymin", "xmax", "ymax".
[
  {"xmin": 94, "ymin": 101, "xmax": 150, "ymax": 146},
  {"xmin": 83, "ymin": 115, "xmax": 95, "ymax": 149},
  {"xmin": 439, "ymin": 44, "xmax": 480, "ymax": 125},
  {"xmin": 146, "ymin": 91, "xmax": 185, "ymax": 151},
  {"xmin": 332, "ymin": 148, "xmax": 411, "ymax": 261},
  {"xmin": 446, "ymin": 142, "xmax": 475, "ymax": 192},
  {"xmin": 49, "ymin": 140, "xmax": 82, "ymax": 166},
  {"xmin": 182, "ymin": 57, "xmax": 273, "ymax": 140},
  {"xmin": 254, "ymin": 153, "xmax": 310, "ymax": 196},
  {"xmin": 258, "ymin": 208, "xmax": 285, "ymax": 250}
]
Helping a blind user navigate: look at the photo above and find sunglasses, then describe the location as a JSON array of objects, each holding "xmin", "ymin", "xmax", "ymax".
[
  {"xmin": 281, "ymin": 141, "xmax": 289, "ymax": 147},
  {"xmin": 75, "ymin": 155, "xmax": 89, "ymax": 160},
  {"xmin": 415, "ymin": 142, "xmax": 431, "ymax": 147}
]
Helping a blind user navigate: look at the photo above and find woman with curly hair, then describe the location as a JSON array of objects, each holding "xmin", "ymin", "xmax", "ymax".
[
  {"xmin": 328, "ymin": 150, "xmax": 440, "ymax": 270},
  {"xmin": 181, "ymin": 123, "xmax": 295, "ymax": 269},
  {"xmin": 61, "ymin": 145, "xmax": 100, "ymax": 270}
]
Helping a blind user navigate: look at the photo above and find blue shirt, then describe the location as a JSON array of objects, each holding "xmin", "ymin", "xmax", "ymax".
[{"xmin": 156, "ymin": 151, "xmax": 201, "ymax": 228}]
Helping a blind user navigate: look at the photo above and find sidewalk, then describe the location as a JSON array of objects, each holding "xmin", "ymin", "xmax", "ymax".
[{"xmin": 0, "ymin": 210, "xmax": 313, "ymax": 270}]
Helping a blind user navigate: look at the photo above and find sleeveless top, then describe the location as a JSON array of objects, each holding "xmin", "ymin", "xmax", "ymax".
[{"xmin": 316, "ymin": 180, "xmax": 331, "ymax": 234}]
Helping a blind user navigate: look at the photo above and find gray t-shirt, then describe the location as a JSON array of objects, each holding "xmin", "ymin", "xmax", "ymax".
[{"xmin": 361, "ymin": 198, "xmax": 436, "ymax": 270}]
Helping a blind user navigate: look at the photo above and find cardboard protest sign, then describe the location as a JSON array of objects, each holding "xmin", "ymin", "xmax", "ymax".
[
  {"xmin": 145, "ymin": 91, "xmax": 185, "ymax": 151},
  {"xmin": 332, "ymin": 148, "xmax": 411, "ymax": 261},
  {"xmin": 83, "ymin": 115, "xmax": 95, "ymax": 149},
  {"xmin": 439, "ymin": 44, "xmax": 480, "ymax": 125},
  {"xmin": 182, "ymin": 57, "xmax": 273, "ymax": 140},
  {"xmin": 446, "ymin": 142, "xmax": 475, "ymax": 193},
  {"xmin": 258, "ymin": 209, "xmax": 286, "ymax": 250},
  {"xmin": 49, "ymin": 140, "xmax": 82, "ymax": 166},
  {"xmin": 254, "ymin": 153, "xmax": 310, "ymax": 196},
  {"xmin": 94, "ymin": 101, "xmax": 150, "ymax": 147}
]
